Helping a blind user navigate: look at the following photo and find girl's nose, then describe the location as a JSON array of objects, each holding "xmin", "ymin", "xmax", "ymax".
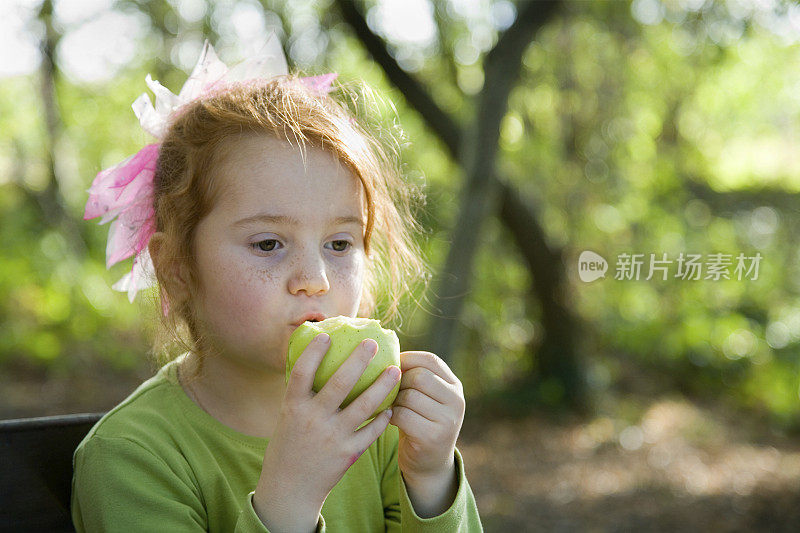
[{"xmin": 287, "ymin": 250, "xmax": 330, "ymax": 296}]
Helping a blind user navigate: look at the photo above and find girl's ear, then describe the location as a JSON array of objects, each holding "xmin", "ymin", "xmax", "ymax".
[{"xmin": 149, "ymin": 231, "xmax": 190, "ymax": 303}]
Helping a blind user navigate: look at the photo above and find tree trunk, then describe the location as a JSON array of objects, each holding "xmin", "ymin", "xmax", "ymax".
[
  {"xmin": 34, "ymin": 0, "xmax": 88, "ymax": 256},
  {"xmin": 421, "ymin": 0, "xmax": 560, "ymax": 361},
  {"xmin": 498, "ymin": 177, "xmax": 586, "ymax": 409},
  {"xmin": 333, "ymin": 0, "xmax": 586, "ymax": 408}
]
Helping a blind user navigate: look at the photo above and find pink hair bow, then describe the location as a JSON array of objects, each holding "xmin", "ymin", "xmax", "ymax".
[{"xmin": 84, "ymin": 32, "xmax": 337, "ymax": 315}]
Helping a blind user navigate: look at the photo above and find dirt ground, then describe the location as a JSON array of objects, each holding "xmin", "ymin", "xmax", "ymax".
[
  {"xmin": 459, "ymin": 400, "xmax": 800, "ymax": 532},
  {"xmin": 3, "ymin": 362, "xmax": 800, "ymax": 532}
]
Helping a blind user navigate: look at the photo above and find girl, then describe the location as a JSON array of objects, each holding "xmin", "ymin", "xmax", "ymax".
[{"xmin": 72, "ymin": 37, "xmax": 482, "ymax": 532}]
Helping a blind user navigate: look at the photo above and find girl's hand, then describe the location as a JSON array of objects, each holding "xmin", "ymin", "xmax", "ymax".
[
  {"xmin": 253, "ymin": 333, "xmax": 401, "ymax": 532},
  {"xmin": 389, "ymin": 351, "xmax": 465, "ymax": 488}
]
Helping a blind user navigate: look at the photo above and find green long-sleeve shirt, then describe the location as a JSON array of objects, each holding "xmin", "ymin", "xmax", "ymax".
[{"xmin": 71, "ymin": 356, "xmax": 483, "ymax": 532}]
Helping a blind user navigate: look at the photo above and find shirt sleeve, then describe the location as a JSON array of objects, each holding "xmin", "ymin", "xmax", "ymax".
[
  {"xmin": 71, "ymin": 435, "xmax": 311, "ymax": 533},
  {"xmin": 72, "ymin": 435, "xmax": 207, "ymax": 532},
  {"xmin": 381, "ymin": 429, "xmax": 483, "ymax": 532}
]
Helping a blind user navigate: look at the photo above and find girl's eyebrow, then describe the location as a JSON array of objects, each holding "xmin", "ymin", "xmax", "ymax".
[{"xmin": 233, "ymin": 213, "xmax": 364, "ymax": 228}]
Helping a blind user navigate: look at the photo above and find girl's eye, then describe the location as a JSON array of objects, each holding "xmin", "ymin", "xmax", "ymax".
[
  {"xmin": 330, "ymin": 240, "xmax": 351, "ymax": 252},
  {"xmin": 250, "ymin": 240, "xmax": 351, "ymax": 253},
  {"xmin": 252, "ymin": 239, "xmax": 280, "ymax": 252}
]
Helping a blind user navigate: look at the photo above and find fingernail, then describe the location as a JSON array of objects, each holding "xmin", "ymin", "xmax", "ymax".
[
  {"xmin": 364, "ymin": 339, "xmax": 378, "ymax": 354},
  {"xmin": 385, "ymin": 409, "xmax": 393, "ymax": 418},
  {"xmin": 318, "ymin": 333, "xmax": 330, "ymax": 344},
  {"xmin": 387, "ymin": 366, "xmax": 400, "ymax": 379}
]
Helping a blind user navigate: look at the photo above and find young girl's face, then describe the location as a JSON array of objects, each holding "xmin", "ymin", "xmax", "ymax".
[{"xmin": 189, "ymin": 133, "xmax": 367, "ymax": 374}]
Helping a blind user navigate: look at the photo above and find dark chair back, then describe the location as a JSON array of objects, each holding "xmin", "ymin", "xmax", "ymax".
[{"xmin": 0, "ymin": 413, "xmax": 104, "ymax": 532}]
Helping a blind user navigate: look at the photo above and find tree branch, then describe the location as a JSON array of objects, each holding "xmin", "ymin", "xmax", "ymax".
[
  {"xmin": 336, "ymin": 0, "xmax": 462, "ymax": 157},
  {"xmin": 685, "ymin": 180, "xmax": 800, "ymax": 214}
]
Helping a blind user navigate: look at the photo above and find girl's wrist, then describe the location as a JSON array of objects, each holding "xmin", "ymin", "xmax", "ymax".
[
  {"xmin": 252, "ymin": 483, "xmax": 323, "ymax": 533},
  {"xmin": 401, "ymin": 453, "xmax": 456, "ymax": 487},
  {"xmin": 401, "ymin": 458, "xmax": 458, "ymax": 518},
  {"xmin": 254, "ymin": 457, "xmax": 326, "ymax": 533}
]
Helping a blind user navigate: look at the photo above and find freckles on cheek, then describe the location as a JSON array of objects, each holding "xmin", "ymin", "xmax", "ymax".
[
  {"xmin": 331, "ymin": 257, "xmax": 365, "ymax": 295},
  {"xmin": 206, "ymin": 267, "xmax": 264, "ymax": 328},
  {"xmin": 333, "ymin": 256, "xmax": 366, "ymax": 282}
]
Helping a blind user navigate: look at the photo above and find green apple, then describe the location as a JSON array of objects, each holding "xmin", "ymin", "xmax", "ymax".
[{"xmin": 286, "ymin": 316, "xmax": 401, "ymax": 421}]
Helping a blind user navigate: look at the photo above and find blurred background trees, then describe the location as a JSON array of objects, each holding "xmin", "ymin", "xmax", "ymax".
[{"xmin": 1, "ymin": 0, "xmax": 799, "ymax": 436}]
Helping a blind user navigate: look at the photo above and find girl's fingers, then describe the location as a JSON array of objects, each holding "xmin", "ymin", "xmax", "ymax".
[
  {"xmin": 398, "ymin": 367, "xmax": 453, "ymax": 405},
  {"xmin": 393, "ymin": 386, "xmax": 448, "ymax": 423},
  {"xmin": 399, "ymin": 351, "xmax": 459, "ymax": 385},
  {"xmin": 339, "ymin": 364, "xmax": 401, "ymax": 427},
  {"xmin": 285, "ymin": 333, "xmax": 331, "ymax": 401},
  {"xmin": 351, "ymin": 407, "xmax": 393, "ymax": 460},
  {"xmin": 389, "ymin": 404, "xmax": 438, "ymax": 438},
  {"xmin": 314, "ymin": 339, "xmax": 379, "ymax": 412}
]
